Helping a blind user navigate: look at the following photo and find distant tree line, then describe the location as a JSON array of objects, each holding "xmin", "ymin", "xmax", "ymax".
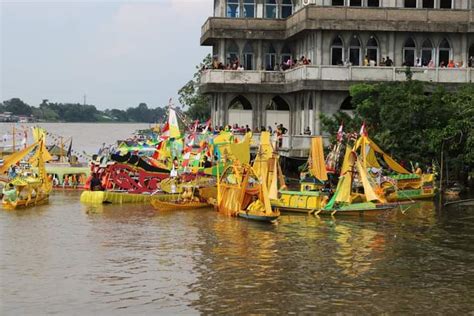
[{"xmin": 0, "ymin": 98, "xmax": 168, "ymax": 123}]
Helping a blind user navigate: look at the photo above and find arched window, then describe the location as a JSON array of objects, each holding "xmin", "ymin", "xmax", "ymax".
[
  {"xmin": 350, "ymin": 0, "xmax": 362, "ymax": 6},
  {"xmin": 469, "ymin": 44, "xmax": 474, "ymax": 67},
  {"xmin": 340, "ymin": 96, "xmax": 356, "ymax": 110},
  {"xmin": 368, "ymin": 0, "xmax": 380, "ymax": 6},
  {"xmin": 243, "ymin": 43, "xmax": 254, "ymax": 70},
  {"xmin": 438, "ymin": 39, "xmax": 451, "ymax": 67},
  {"xmin": 243, "ymin": 0, "xmax": 255, "ymax": 18},
  {"xmin": 366, "ymin": 36, "xmax": 378, "ymax": 65},
  {"xmin": 423, "ymin": 0, "xmax": 434, "ymax": 8},
  {"xmin": 440, "ymin": 0, "xmax": 452, "ymax": 9},
  {"xmin": 281, "ymin": 44, "xmax": 292, "ymax": 64},
  {"xmin": 265, "ymin": 0, "xmax": 277, "ymax": 18},
  {"xmin": 332, "ymin": 0, "xmax": 344, "ymax": 5},
  {"xmin": 227, "ymin": 0, "xmax": 240, "ymax": 17},
  {"xmin": 229, "ymin": 96, "xmax": 252, "ymax": 110},
  {"xmin": 226, "ymin": 41, "xmax": 240, "ymax": 66},
  {"xmin": 421, "ymin": 39, "xmax": 434, "ymax": 66},
  {"xmin": 281, "ymin": 0, "xmax": 293, "ymax": 18},
  {"xmin": 349, "ymin": 36, "xmax": 361, "ymax": 66},
  {"xmin": 403, "ymin": 38, "xmax": 416, "ymax": 67},
  {"xmin": 331, "ymin": 36, "xmax": 344, "ymax": 66},
  {"xmin": 265, "ymin": 44, "xmax": 277, "ymax": 70},
  {"xmin": 267, "ymin": 96, "xmax": 290, "ymax": 111},
  {"xmin": 405, "ymin": 0, "xmax": 417, "ymax": 8}
]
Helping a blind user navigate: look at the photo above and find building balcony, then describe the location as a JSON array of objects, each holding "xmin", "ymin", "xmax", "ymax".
[
  {"xmin": 201, "ymin": 5, "xmax": 473, "ymax": 44},
  {"xmin": 200, "ymin": 66, "xmax": 474, "ymax": 93}
]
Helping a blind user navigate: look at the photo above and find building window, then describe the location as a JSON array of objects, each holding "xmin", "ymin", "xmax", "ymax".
[
  {"xmin": 350, "ymin": 0, "xmax": 362, "ymax": 6},
  {"xmin": 331, "ymin": 36, "xmax": 344, "ymax": 66},
  {"xmin": 227, "ymin": 0, "xmax": 240, "ymax": 17},
  {"xmin": 265, "ymin": 0, "xmax": 277, "ymax": 18},
  {"xmin": 265, "ymin": 44, "xmax": 277, "ymax": 70},
  {"xmin": 349, "ymin": 36, "xmax": 361, "ymax": 66},
  {"xmin": 367, "ymin": 0, "xmax": 380, "ymax": 6},
  {"xmin": 439, "ymin": 0, "xmax": 452, "ymax": 8},
  {"xmin": 438, "ymin": 39, "xmax": 451, "ymax": 67},
  {"xmin": 281, "ymin": 0, "xmax": 293, "ymax": 18},
  {"xmin": 404, "ymin": 0, "xmax": 417, "ymax": 8},
  {"xmin": 243, "ymin": 43, "xmax": 254, "ymax": 70},
  {"xmin": 243, "ymin": 0, "xmax": 255, "ymax": 18},
  {"xmin": 332, "ymin": 0, "xmax": 344, "ymax": 6},
  {"xmin": 422, "ymin": 0, "xmax": 434, "ymax": 8},
  {"xmin": 403, "ymin": 38, "xmax": 416, "ymax": 66},
  {"xmin": 366, "ymin": 36, "xmax": 378, "ymax": 65},
  {"xmin": 421, "ymin": 39, "xmax": 433, "ymax": 66}
]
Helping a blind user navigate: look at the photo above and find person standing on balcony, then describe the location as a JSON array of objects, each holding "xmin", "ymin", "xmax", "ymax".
[
  {"xmin": 385, "ymin": 56, "xmax": 393, "ymax": 67},
  {"xmin": 364, "ymin": 55, "xmax": 369, "ymax": 66},
  {"xmin": 304, "ymin": 126, "xmax": 311, "ymax": 135}
]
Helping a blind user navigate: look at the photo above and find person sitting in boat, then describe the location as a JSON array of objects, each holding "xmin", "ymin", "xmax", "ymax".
[
  {"xmin": 414, "ymin": 163, "xmax": 422, "ymax": 176},
  {"xmin": 90, "ymin": 173, "xmax": 104, "ymax": 191},
  {"xmin": 8, "ymin": 166, "xmax": 17, "ymax": 179},
  {"xmin": 2, "ymin": 184, "xmax": 17, "ymax": 202},
  {"xmin": 203, "ymin": 156, "xmax": 212, "ymax": 168}
]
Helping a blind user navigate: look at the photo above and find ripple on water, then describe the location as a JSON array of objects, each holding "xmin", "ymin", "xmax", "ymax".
[{"xmin": 1, "ymin": 195, "xmax": 474, "ymax": 314}]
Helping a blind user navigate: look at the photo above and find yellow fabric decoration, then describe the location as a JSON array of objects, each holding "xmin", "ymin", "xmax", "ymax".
[{"xmin": 310, "ymin": 137, "xmax": 328, "ymax": 181}]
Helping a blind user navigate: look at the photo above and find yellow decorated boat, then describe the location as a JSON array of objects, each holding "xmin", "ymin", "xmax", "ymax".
[
  {"xmin": 353, "ymin": 135, "xmax": 436, "ymax": 201},
  {"xmin": 151, "ymin": 194, "xmax": 209, "ymax": 211},
  {"xmin": 271, "ymin": 136, "xmax": 330, "ymax": 213},
  {"xmin": 1, "ymin": 128, "xmax": 53, "ymax": 210}
]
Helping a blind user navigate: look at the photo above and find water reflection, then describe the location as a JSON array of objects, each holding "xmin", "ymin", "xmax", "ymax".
[{"xmin": 1, "ymin": 193, "xmax": 474, "ymax": 314}]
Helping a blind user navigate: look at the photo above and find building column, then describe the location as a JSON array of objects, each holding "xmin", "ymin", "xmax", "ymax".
[
  {"xmin": 314, "ymin": 91, "xmax": 322, "ymax": 135},
  {"xmin": 462, "ymin": 33, "xmax": 468, "ymax": 66},
  {"xmin": 257, "ymin": 40, "xmax": 263, "ymax": 70},
  {"xmin": 316, "ymin": 30, "xmax": 323, "ymax": 66},
  {"xmin": 219, "ymin": 39, "xmax": 226, "ymax": 65},
  {"xmin": 389, "ymin": 32, "xmax": 396, "ymax": 65}
]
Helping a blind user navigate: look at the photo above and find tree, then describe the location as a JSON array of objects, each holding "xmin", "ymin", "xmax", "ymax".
[
  {"xmin": 178, "ymin": 54, "xmax": 212, "ymax": 121},
  {"xmin": 3, "ymin": 98, "xmax": 32, "ymax": 115},
  {"xmin": 321, "ymin": 81, "xmax": 474, "ymax": 182}
]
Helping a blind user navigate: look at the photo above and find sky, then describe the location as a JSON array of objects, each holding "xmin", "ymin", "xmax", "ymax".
[{"xmin": 0, "ymin": 0, "xmax": 212, "ymax": 110}]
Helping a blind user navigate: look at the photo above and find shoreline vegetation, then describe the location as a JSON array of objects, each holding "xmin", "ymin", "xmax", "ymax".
[{"xmin": 0, "ymin": 99, "xmax": 169, "ymax": 123}]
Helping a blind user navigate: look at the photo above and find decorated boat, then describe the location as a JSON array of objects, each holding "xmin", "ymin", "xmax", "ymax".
[
  {"xmin": 352, "ymin": 133, "xmax": 436, "ymax": 201},
  {"xmin": 150, "ymin": 187, "xmax": 209, "ymax": 211},
  {"xmin": 317, "ymin": 147, "xmax": 397, "ymax": 216},
  {"xmin": 214, "ymin": 134, "xmax": 280, "ymax": 222},
  {"xmin": 271, "ymin": 136, "xmax": 330, "ymax": 213},
  {"xmin": 1, "ymin": 128, "xmax": 53, "ymax": 210}
]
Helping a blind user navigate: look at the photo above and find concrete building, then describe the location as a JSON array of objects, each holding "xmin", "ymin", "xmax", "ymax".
[{"xmin": 199, "ymin": 0, "xmax": 474, "ymax": 149}]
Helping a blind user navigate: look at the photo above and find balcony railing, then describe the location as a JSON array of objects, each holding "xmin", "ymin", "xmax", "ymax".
[{"xmin": 201, "ymin": 66, "xmax": 474, "ymax": 85}]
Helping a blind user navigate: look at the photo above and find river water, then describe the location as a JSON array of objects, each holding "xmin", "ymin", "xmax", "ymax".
[{"xmin": 1, "ymin": 123, "xmax": 474, "ymax": 314}]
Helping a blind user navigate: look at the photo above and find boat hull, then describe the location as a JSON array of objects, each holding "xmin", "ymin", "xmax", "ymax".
[
  {"xmin": 151, "ymin": 197, "xmax": 209, "ymax": 211},
  {"xmin": 80, "ymin": 191, "xmax": 154, "ymax": 204},
  {"xmin": 2, "ymin": 195, "xmax": 49, "ymax": 210},
  {"xmin": 237, "ymin": 210, "xmax": 279, "ymax": 222},
  {"xmin": 317, "ymin": 202, "xmax": 396, "ymax": 216},
  {"xmin": 273, "ymin": 190, "xmax": 328, "ymax": 213}
]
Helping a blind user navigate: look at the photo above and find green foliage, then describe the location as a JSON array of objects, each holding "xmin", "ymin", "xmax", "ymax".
[
  {"xmin": 1, "ymin": 98, "xmax": 167, "ymax": 123},
  {"xmin": 179, "ymin": 54, "xmax": 212, "ymax": 121},
  {"xmin": 321, "ymin": 81, "xmax": 474, "ymax": 180},
  {"xmin": 3, "ymin": 98, "xmax": 32, "ymax": 115}
]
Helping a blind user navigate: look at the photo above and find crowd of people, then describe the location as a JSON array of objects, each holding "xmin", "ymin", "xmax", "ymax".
[{"xmin": 205, "ymin": 54, "xmax": 474, "ymax": 71}]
